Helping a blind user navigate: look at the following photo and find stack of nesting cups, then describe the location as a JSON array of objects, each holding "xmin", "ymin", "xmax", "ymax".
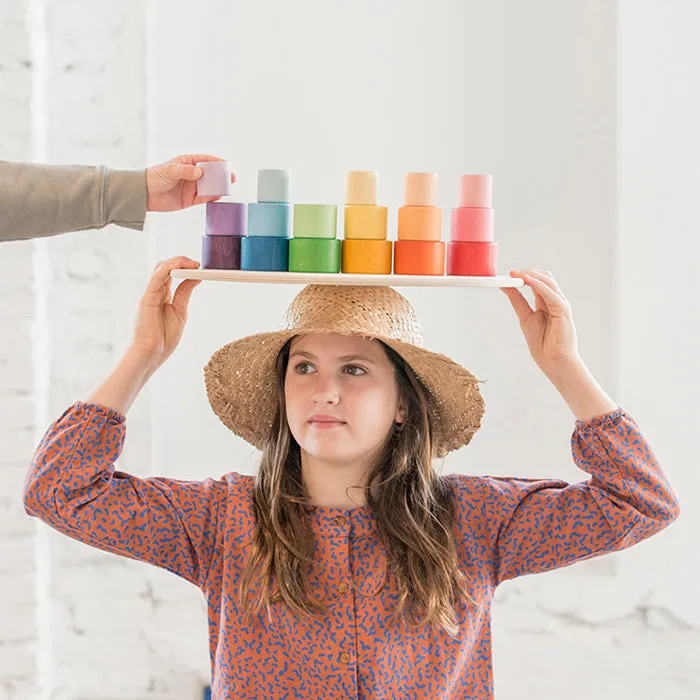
[
  {"xmin": 201, "ymin": 200, "xmax": 246, "ymax": 270},
  {"xmin": 290, "ymin": 201, "xmax": 340, "ymax": 273},
  {"xmin": 198, "ymin": 160, "xmax": 244, "ymax": 270},
  {"xmin": 394, "ymin": 173, "xmax": 445, "ymax": 275},
  {"xmin": 242, "ymin": 169, "xmax": 291, "ymax": 271},
  {"xmin": 447, "ymin": 174, "xmax": 497, "ymax": 276},
  {"xmin": 341, "ymin": 171, "xmax": 392, "ymax": 274}
]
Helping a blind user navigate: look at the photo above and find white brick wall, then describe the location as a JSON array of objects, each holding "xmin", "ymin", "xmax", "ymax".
[
  {"xmin": 32, "ymin": 2, "xmax": 209, "ymax": 698},
  {"xmin": 0, "ymin": 2, "xmax": 39, "ymax": 698},
  {"xmin": 2, "ymin": 2, "xmax": 209, "ymax": 698}
]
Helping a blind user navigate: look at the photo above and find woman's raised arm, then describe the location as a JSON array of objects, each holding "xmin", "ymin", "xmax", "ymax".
[{"xmin": 22, "ymin": 257, "xmax": 223, "ymax": 590}]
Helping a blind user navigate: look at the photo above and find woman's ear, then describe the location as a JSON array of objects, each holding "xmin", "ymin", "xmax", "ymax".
[{"xmin": 395, "ymin": 401, "xmax": 407, "ymax": 425}]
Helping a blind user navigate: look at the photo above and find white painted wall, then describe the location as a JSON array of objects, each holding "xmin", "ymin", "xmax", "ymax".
[
  {"xmin": 1, "ymin": 1, "xmax": 697, "ymax": 698},
  {"xmin": 616, "ymin": 0, "xmax": 700, "ymax": 629},
  {"xmin": 0, "ymin": 4, "xmax": 39, "ymax": 698}
]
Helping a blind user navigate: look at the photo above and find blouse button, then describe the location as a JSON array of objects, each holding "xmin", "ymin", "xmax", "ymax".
[
  {"xmin": 336, "ymin": 582, "xmax": 349, "ymax": 594},
  {"xmin": 339, "ymin": 652, "xmax": 351, "ymax": 664},
  {"xmin": 334, "ymin": 515, "xmax": 347, "ymax": 526}
]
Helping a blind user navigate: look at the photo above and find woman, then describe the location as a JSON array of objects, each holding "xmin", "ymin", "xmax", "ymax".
[{"xmin": 23, "ymin": 256, "xmax": 680, "ymax": 699}]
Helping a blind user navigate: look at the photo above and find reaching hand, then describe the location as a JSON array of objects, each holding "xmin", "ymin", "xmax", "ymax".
[
  {"xmin": 130, "ymin": 257, "xmax": 201, "ymax": 369},
  {"xmin": 501, "ymin": 269, "xmax": 580, "ymax": 375},
  {"xmin": 145, "ymin": 154, "xmax": 236, "ymax": 212}
]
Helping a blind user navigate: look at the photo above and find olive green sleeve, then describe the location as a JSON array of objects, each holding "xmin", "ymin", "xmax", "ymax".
[{"xmin": 0, "ymin": 160, "xmax": 147, "ymax": 242}]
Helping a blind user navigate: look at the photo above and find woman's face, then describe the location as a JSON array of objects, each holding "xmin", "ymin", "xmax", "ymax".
[{"xmin": 284, "ymin": 333, "xmax": 404, "ymax": 467}]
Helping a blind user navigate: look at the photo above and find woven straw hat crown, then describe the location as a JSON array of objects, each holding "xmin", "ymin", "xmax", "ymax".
[
  {"xmin": 280, "ymin": 285, "xmax": 424, "ymax": 344},
  {"xmin": 204, "ymin": 285, "xmax": 484, "ymax": 457}
]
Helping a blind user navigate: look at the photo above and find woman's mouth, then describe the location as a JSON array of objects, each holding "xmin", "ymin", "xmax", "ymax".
[{"xmin": 308, "ymin": 415, "xmax": 346, "ymax": 429}]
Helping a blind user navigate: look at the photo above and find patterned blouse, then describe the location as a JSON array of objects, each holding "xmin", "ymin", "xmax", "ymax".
[{"xmin": 23, "ymin": 402, "xmax": 679, "ymax": 699}]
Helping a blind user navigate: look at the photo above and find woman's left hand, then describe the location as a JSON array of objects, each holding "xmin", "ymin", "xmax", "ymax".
[{"xmin": 501, "ymin": 269, "xmax": 580, "ymax": 375}]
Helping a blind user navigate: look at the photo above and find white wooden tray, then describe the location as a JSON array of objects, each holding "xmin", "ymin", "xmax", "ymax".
[{"xmin": 170, "ymin": 269, "xmax": 524, "ymax": 288}]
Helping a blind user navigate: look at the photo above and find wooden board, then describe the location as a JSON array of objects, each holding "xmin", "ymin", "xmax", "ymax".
[{"xmin": 170, "ymin": 269, "xmax": 524, "ymax": 288}]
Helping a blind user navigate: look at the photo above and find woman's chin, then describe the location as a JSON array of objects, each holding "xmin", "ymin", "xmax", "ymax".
[{"xmin": 301, "ymin": 438, "xmax": 359, "ymax": 464}]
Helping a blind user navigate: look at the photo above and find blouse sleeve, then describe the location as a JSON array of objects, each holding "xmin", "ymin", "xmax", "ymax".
[
  {"xmin": 22, "ymin": 401, "xmax": 224, "ymax": 589},
  {"xmin": 451, "ymin": 408, "xmax": 680, "ymax": 586}
]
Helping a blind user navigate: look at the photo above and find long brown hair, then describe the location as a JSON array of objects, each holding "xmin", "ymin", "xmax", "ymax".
[{"xmin": 237, "ymin": 337, "xmax": 474, "ymax": 638}]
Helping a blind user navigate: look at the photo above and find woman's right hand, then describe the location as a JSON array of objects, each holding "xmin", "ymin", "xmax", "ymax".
[{"xmin": 130, "ymin": 256, "xmax": 202, "ymax": 370}]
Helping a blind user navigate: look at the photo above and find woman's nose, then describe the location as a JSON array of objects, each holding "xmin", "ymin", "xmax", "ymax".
[{"xmin": 311, "ymin": 373, "xmax": 340, "ymax": 405}]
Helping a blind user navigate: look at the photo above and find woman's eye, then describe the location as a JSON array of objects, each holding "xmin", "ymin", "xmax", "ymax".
[
  {"xmin": 344, "ymin": 365, "xmax": 366, "ymax": 376},
  {"xmin": 294, "ymin": 362, "xmax": 314, "ymax": 374}
]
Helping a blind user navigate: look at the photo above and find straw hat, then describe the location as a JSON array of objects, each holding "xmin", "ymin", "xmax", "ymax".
[{"xmin": 204, "ymin": 285, "xmax": 484, "ymax": 458}]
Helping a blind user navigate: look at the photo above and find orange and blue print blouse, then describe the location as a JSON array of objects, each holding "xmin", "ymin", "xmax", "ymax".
[{"xmin": 23, "ymin": 402, "xmax": 680, "ymax": 699}]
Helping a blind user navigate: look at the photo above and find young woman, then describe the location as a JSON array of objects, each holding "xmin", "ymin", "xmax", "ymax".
[{"xmin": 23, "ymin": 255, "xmax": 680, "ymax": 699}]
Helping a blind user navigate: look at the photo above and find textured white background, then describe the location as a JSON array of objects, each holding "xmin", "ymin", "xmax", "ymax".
[{"xmin": 1, "ymin": 1, "xmax": 698, "ymax": 698}]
